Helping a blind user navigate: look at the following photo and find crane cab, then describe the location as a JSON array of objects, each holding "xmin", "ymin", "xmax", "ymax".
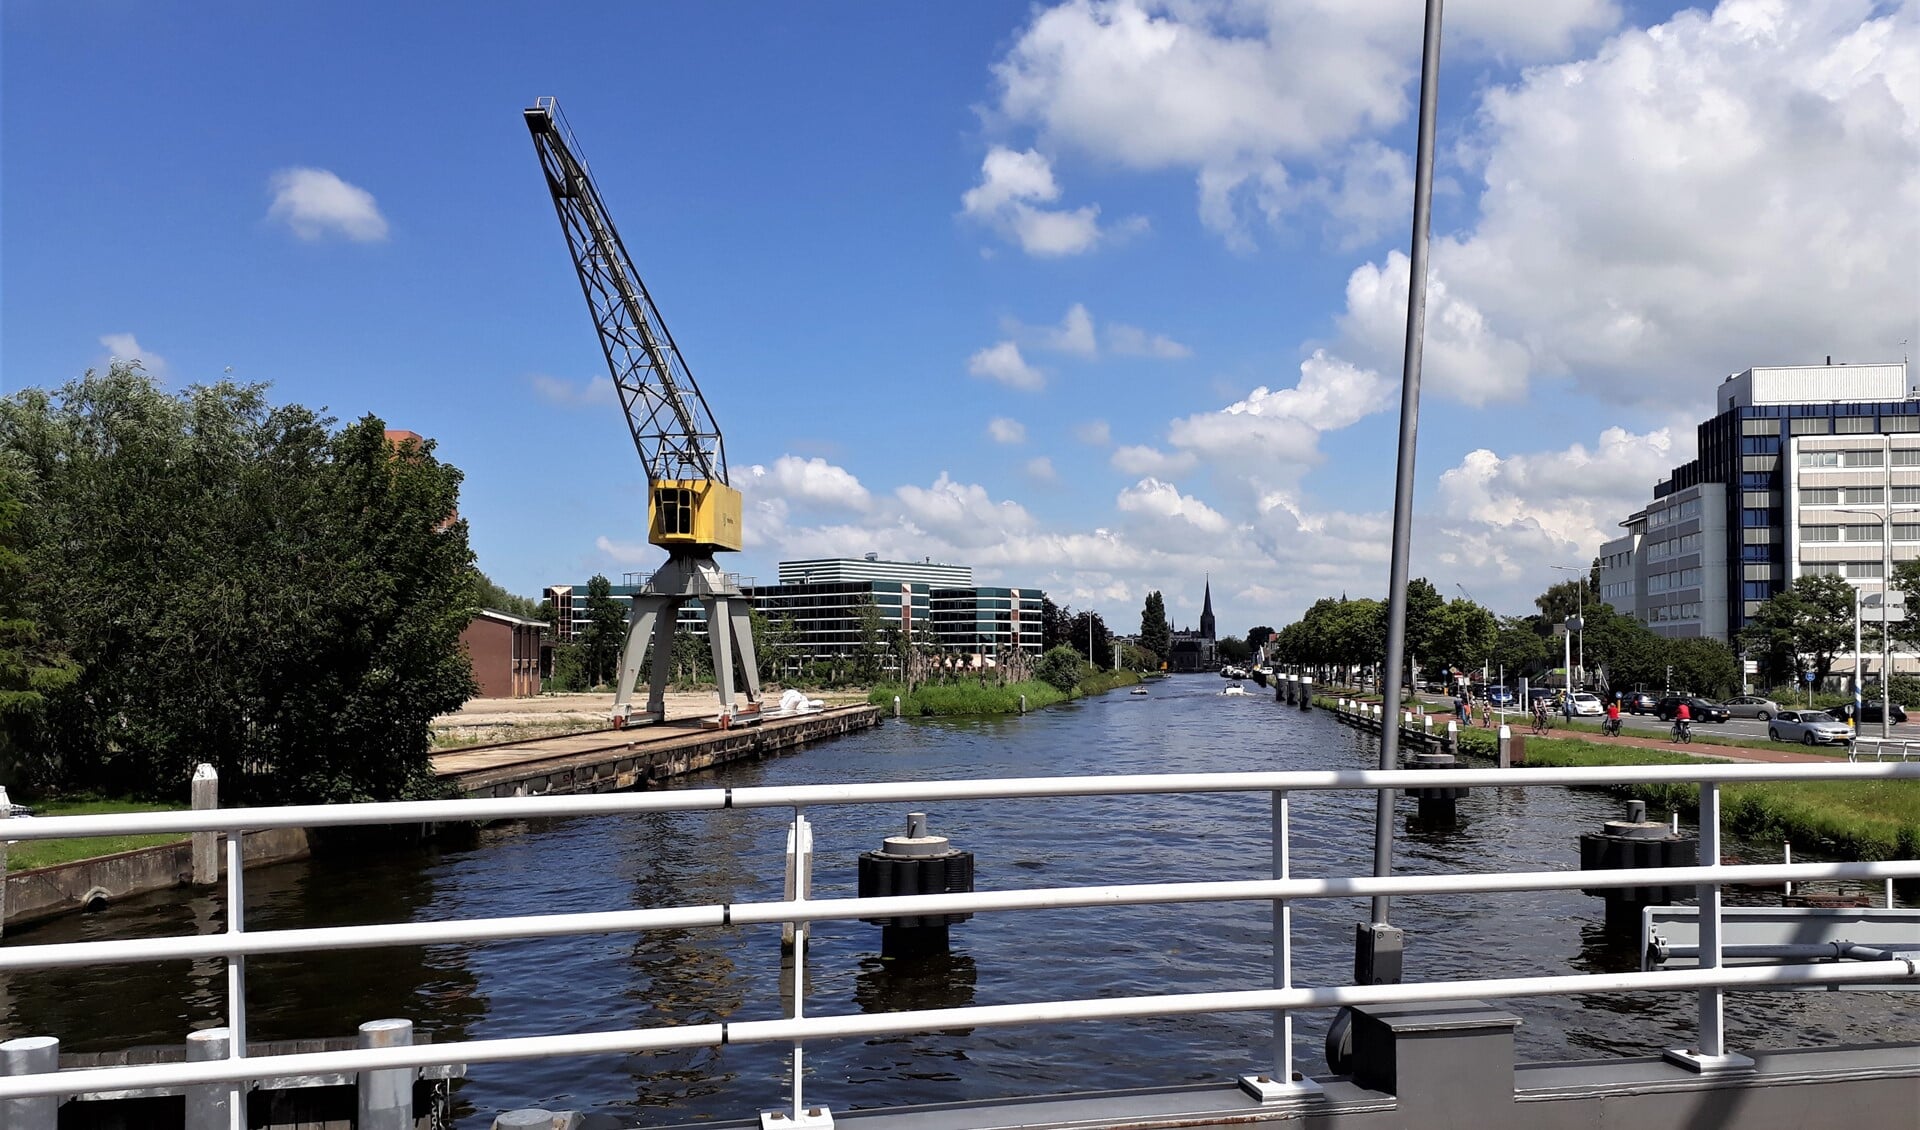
[{"xmin": 649, "ymin": 479, "xmax": 744, "ymax": 553}]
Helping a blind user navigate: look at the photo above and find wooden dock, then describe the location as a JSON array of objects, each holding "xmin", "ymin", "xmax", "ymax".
[{"xmin": 432, "ymin": 705, "xmax": 882, "ymax": 798}]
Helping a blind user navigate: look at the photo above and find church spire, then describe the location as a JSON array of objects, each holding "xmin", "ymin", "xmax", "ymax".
[{"xmin": 1200, "ymin": 575, "xmax": 1215, "ymax": 641}]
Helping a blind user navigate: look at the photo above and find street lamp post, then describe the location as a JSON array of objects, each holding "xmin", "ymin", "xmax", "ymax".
[
  {"xmin": 1551, "ymin": 564, "xmax": 1587, "ymax": 688},
  {"xmin": 1834, "ymin": 502, "xmax": 1920, "ymax": 739}
]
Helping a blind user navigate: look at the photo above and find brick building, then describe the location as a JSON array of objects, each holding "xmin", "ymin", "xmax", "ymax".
[{"xmin": 461, "ymin": 609, "xmax": 546, "ymax": 698}]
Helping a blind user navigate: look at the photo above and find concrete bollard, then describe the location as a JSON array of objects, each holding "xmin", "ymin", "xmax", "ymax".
[
  {"xmin": 893, "ymin": 695, "xmax": 901, "ymax": 718},
  {"xmin": 1446, "ymin": 719, "xmax": 1459, "ymax": 756},
  {"xmin": 1, "ymin": 1035, "xmax": 60, "ymax": 1130},
  {"xmin": 192, "ymin": 763, "xmax": 220, "ymax": 886},
  {"xmin": 1300, "ymin": 677, "xmax": 1312, "ymax": 710},
  {"xmin": 184, "ymin": 1027, "xmax": 231, "ymax": 1130},
  {"xmin": 1019, "ymin": 694, "xmax": 1026, "ymax": 714},
  {"xmin": 357, "ymin": 1019, "xmax": 414, "ymax": 1130},
  {"xmin": 1498, "ymin": 724, "xmax": 1512, "ymax": 769},
  {"xmin": 495, "ymin": 1112, "xmax": 564, "ymax": 1129}
]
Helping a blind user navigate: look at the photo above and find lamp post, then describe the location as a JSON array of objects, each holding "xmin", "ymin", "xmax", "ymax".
[
  {"xmin": 1833, "ymin": 503, "xmax": 1920, "ymax": 738},
  {"xmin": 1551, "ymin": 564, "xmax": 1587, "ymax": 688}
]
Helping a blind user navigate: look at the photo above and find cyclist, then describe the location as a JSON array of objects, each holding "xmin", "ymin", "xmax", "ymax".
[
  {"xmin": 1531, "ymin": 695, "xmax": 1551, "ymax": 735},
  {"xmin": 1672, "ymin": 698, "xmax": 1693, "ymax": 744},
  {"xmin": 1604, "ymin": 697, "xmax": 1622, "ymax": 737}
]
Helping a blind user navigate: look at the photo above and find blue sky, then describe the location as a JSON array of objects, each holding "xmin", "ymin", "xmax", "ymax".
[{"xmin": 5, "ymin": 1, "xmax": 1915, "ymax": 636}]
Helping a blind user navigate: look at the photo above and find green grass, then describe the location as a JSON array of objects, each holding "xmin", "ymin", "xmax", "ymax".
[
  {"xmin": 873, "ymin": 669, "xmax": 1144, "ymax": 717},
  {"xmin": 6, "ymin": 796, "xmax": 186, "ymax": 871}
]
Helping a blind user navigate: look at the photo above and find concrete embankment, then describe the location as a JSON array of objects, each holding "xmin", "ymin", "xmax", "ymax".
[{"xmin": 3, "ymin": 826, "xmax": 310, "ymax": 932}]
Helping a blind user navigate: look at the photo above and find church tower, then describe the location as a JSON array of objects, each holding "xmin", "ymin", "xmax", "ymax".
[{"xmin": 1200, "ymin": 576, "xmax": 1216, "ymax": 641}]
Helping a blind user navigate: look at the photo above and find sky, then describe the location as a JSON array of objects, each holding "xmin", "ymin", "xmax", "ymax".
[{"xmin": 4, "ymin": 0, "xmax": 1916, "ymax": 639}]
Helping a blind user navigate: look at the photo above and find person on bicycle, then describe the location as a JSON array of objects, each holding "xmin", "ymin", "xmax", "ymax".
[
  {"xmin": 1674, "ymin": 698, "xmax": 1692, "ymax": 742},
  {"xmin": 1532, "ymin": 695, "xmax": 1550, "ymax": 734},
  {"xmin": 1605, "ymin": 697, "xmax": 1621, "ymax": 737}
]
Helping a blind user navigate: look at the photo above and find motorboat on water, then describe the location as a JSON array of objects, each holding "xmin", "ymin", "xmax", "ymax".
[
  {"xmin": 1129, "ymin": 687, "xmax": 1149, "ymax": 696},
  {"xmin": 1221, "ymin": 683, "xmax": 1247, "ymax": 696}
]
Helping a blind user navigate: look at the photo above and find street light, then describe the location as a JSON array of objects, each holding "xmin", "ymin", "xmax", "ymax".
[
  {"xmin": 1551, "ymin": 564, "xmax": 1587, "ymax": 688},
  {"xmin": 1832, "ymin": 502, "xmax": 1920, "ymax": 739}
]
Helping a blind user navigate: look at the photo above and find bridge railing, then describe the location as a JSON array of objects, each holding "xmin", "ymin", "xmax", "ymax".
[{"xmin": 2, "ymin": 762, "xmax": 1917, "ymax": 1126}]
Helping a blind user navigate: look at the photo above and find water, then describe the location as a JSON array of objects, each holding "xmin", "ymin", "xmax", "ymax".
[{"xmin": 4, "ymin": 676, "xmax": 1912, "ymax": 1125}]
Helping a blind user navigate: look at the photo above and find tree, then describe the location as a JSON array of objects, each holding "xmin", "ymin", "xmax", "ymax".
[
  {"xmin": 1067, "ymin": 610, "xmax": 1112, "ymax": 666},
  {"xmin": 1428, "ymin": 599, "xmax": 1497, "ymax": 675},
  {"xmin": 1490, "ymin": 617, "xmax": 1552, "ymax": 683},
  {"xmin": 1217, "ymin": 636, "xmax": 1252, "ymax": 663},
  {"xmin": 580, "ymin": 574, "xmax": 628, "ymax": 688},
  {"xmin": 1246, "ymin": 625, "xmax": 1274, "ymax": 652},
  {"xmin": 749, "ymin": 609, "xmax": 798, "ymax": 685},
  {"xmin": 1666, "ymin": 637, "xmax": 1741, "ymax": 698},
  {"xmin": 1887, "ymin": 559, "xmax": 1920, "ymax": 654},
  {"xmin": 1738, "ymin": 574, "xmax": 1855, "ymax": 686},
  {"xmin": 1040, "ymin": 596, "xmax": 1073, "ymax": 652},
  {"xmin": 0, "ymin": 366, "xmax": 478, "ymax": 803},
  {"xmin": 1140, "ymin": 591, "xmax": 1171, "ymax": 667},
  {"xmin": 1035, "ymin": 646, "xmax": 1083, "ymax": 693},
  {"xmin": 473, "ymin": 570, "xmax": 541, "ymax": 618},
  {"xmin": 0, "ymin": 459, "xmax": 78, "ymax": 788},
  {"xmin": 851, "ymin": 596, "xmax": 887, "ymax": 685},
  {"xmin": 549, "ymin": 643, "xmax": 588, "ymax": 692}
]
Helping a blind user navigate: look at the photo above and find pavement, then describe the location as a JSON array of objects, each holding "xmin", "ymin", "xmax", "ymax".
[{"xmin": 1439, "ymin": 709, "xmax": 1847, "ymax": 764}]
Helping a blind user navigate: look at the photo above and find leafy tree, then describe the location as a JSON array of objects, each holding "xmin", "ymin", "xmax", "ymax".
[
  {"xmin": 0, "ymin": 366, "xmax": 477, "ymax": 803},
  {"xmin": 1035, "ymin": 646, "xmax": 1083, "ymax": 693},
  {"xmin": 1040, "ymin": 596, "xmax": 1073, "ymax": 652},
  {"xmin": 749, "ymin": 609, "xmax": 798, "ymax": 685},
  {"xmin": 1887, "ymin": 559, "xmax": 1920, "ymax": 654},
  {"xmin": 1533, "ymin": 577, "xmax": 1593, "ymax": 624},
  {"xmin": 1428, "ymin": 599, "xmax": 1497, "ymax": 674},
  {"xmin": 0, "ymin": 459, "xmax": 78, "ymax": 788},
  {"xmin": 473, "ymin": 570, "xmax": 541, "ymax": 618},
  {"xmin": 1217, "ymin": 636, "xmax": 1253, "ymax": 663},
  {"xmin": 1120, "ymin": 642, "xmax": 1160, "ymax": 671},
  {"xmin": 549, "ymin": 643, "xmax": 588, "ymax": 692},
  {"xmin": 1738, "ymin": 574, "xmax": 1855, "ymax": 686},
  {"xmin": 1067, "ymin": 609, "xmax": 1112, "ymax": 665},
  {"xmin": 1140, "ymin": 591, "xmax": 1171, "ymax": 666},
  {"xmin": 851, "ymin": 596, "xmax": 887, "ymax": 684},
  {"xmin": 670, "ymin": 627, "xmax": 711, "ymax": 687},
  {"xmin": 1490, "ymin": 617, "xmax": 1552, "ymax": 683},
  {"xmin": 1666, "ymin": 636, "xmax": 1741, "ymax": 698},
  {"xmin": 579, "ymin": 574, "xmax": 628, "ymax": 688},
  {"xmin": 1246, "ymin": 625, "xmax": 1274, "ymax": 652}
]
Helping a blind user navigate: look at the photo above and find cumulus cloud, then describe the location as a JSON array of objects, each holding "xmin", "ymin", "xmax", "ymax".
[
  {"xmin": 960, "ymin": 146, "xmax": 1140, "ymax": 256},
  {"xmin": 744, "ymin": 455, "xmax": 873, "ymax": 512},
  {"xmin": 1165, "ymin": 350, "xmax": 1393, "ymax": 465},
  {"xmin": 987, "ymin": 417, "xmax": 1028, "ymax": 444},
  {"xmin": 266, "ymin": 168, "xmax": 389, "ymax": 242},
  {"xmin": 895, "ymin": 473, "xmax": 1035, "ymax": 547},
  {"xmin": 98, "ymin": 333, "xmax": 167, "ymax": 378},
  {"xmin": 967, "ymin": 340, "xmax": 1046, "ymax": 390},
  {"xmin": 1024, "ymin": 455, "xmax": 1059, "ymax": 482},
  {"xmin": 1337, "ymin": 254, "xmax": 1531, "ymax": 406},
  {"xmin": 1049, "ymin": 303, "xmax": 1099, "ymax": 357},
  {"xmin": 1075, "ymin": 419, "xmax": 1112, "ymax": 445},
  {"xmin": 1004, "ymin": 303, "xmax": 1187, "ymax": 362},
  {"xmin": 1110, "ymin": 444, "xmax": 1197, "ymax": 477},
  {"xmin": 1117, "ymin": 477, "xmax": 1231, "ymax": 534},
  {"xmin": 530, "ymin": 373, "xmax": 615, "ymax": 408},
  {"xmin": 1106, "ymin": 321, "xmax": 1190, "ymax": 359},
  {"xmin": 988, "ymin": 0, "xmax": 1617, "ymax": 249}
]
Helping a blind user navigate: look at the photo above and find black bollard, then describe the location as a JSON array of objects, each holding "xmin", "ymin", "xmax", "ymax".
[
  {"xmin": 1408, "ymin": 751, "xmax": 1466, "ymax": 822},
  {"xmin": 1579, "ymin": 799, "xmax": 1694, "ymax": 932},
  {"xmin": 857, "ymin": 812, "xmax": 975, "ymax": 958}
]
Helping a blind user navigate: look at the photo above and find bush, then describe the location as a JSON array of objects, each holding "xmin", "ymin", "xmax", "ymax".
[{"xmin": 1036, "ymin": 646, "xmax": 1084, "ymax": 693}]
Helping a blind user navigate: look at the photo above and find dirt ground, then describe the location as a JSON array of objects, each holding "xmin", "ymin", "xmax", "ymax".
[{"xmin": 433, "ymin": 690, "xmax": 869, "ymax": 745}]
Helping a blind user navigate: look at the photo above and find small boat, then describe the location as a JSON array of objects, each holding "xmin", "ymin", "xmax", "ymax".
[
  {"xmin": 1221, "ymin": 684, "xmax": 1247, "ymax": 696},
  {"xmin": 1129, "ymin": 687, "xmax": 1149, "ymax": 696}
]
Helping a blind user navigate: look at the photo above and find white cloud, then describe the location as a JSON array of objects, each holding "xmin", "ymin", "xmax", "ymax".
[
  {"xmin": 967, "ymin": 340, "xmax": 1046, "ymax": 390},
  {"xmin": 1117, "ymin": 477, "xmax": 1231, "ymax": 534},
  {"xmin": 988, "ymin": 0, "xmax": 1618, "ymax": 249},
  {"xmin": 960, "ymin": 147, "xmax": 1145, "ymax": 256},
  {"xmin": 266, "ymin": 168, "xmax": 389, "ymax": 242},
  {"xmin": 1024, "ymin": 456, "xmax": 1059, "ymax": 482},
  {"xmin": 895, "ymin": 473, "xmax": 1035, "ymax": 547},
  {"xmin": 1110, "ymin": 443, "xmax": 1197, "ymax": 477},
  {"xmin": 594, "ymin": 535, "xmax": 656, "ymax": 565},
  {"xmin": 98, "ymin": 333, "xmax": 167, "ymax": 378},
  {"xmin": 1334, "ymin": 0, "xmax": 1920, "ymax": 406},
  {"xmin": 1106, "ymin": 321, "xmax": 1190, "ymax": 358},
  {"xmin": 530, "ymin": 373, "xmax": 615, "ymax": 408},
  {"xmin": 744, "ymin": 455, "xmax": 873, "ymax": 512},
  {"xmin": 1049, "ymin": 303, "xmax": 1099, "ymax": 357},
  {"xmin": 987, "ymin": 417, "xmax": 1028, "ymax": 444},
  {"xmin": 1165, "ymin": 350, "xmax": 1393, "ymax": 464},
  {"xmin": 1075, "ymin": 419, "xmax": 1112, "ymax": 445}
]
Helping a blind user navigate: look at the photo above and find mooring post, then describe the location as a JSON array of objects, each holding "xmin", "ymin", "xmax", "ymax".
[
  {"xmin": 1300, "ymin": 676, "xmax": 1312, "ymax": 710},
  {"xmin": 1497, "ymin": 724, "xmax": 1512, "ymax": 768},
  {"xmin": 357, "ymin": 1019, "xmax": 415, "ymax": 1130},
  {"xmin": 494, "ymin": 1111, "xmax": 566, "ymax": 1129},
  {"xmin": 893, "ymin": 695, "xmax": 901, "ymax": 718},
  {"xmin": 1446, "ymin": 719, "xmax": 1458, "ymax": 756},
  {"xmin": 192, "ymin": 763, "xmax": 220, "ymax": 886},
  {"xmin": 1019, "ymin": 694, "xmax": 1026, "ymax": 714},
  {"xmin": 0, "ymin": 1035, "xmax": 59, "ymax": 1130},
  {"xmin": 183, "ymin": 1027, "xmax": 231, "ymax": 1130},
  {"xmin": 0, "ymin": 786, "xmax": 10, "ymax": 938}
]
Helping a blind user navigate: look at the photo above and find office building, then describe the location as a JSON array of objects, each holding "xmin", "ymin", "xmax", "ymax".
[{"xmin": 1602, "ymin": 361, "xmax": 1915, "ymax": 652}]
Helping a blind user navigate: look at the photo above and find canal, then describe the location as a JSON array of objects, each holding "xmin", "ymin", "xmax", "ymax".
[{"xmin": 4, "ymin": 675, "xmax": 1912, "ymax": 1126}]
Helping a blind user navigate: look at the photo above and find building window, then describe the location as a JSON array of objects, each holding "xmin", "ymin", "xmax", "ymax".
[
  {"xmin": 1744, "ymin": 563, "xmax": 1776, "ymax": 580},
  {"xmin": 1845, "ymin": 561, "xmax": 1885, "ymax": 579},
  {"xmin": 1803, "ymin": 563, "xmax": 1840, "ymax": 577},
  {"xmin": 1742, "ymin": 490, "xmax": 1780, "ymax": 509},
  {"xmin": 1743, "ymin": 528, "xmax": 1777, "ymax": 545},
  {"xmin": 1800, "ymin": 488, "xmax": 1839, "ymax": 505},
  {"xmin": 1844, "ymin": 486, "xmax": 1884, "ymax": 505},
  {"xmin": 1893, "ymin": 449, "xmax": 1920, "ymax": 465},
  {"xmin": 1897, "ymin": 524, "xmax": 1920, "ymax": 542},
  {"xmin": 1796, "ymin": 451, "xmax": 1840, "ymax": 467},
  {"xmin": 1800, "ymin": 525, "xmax": 1839, "ymax": 542},
  {"xmin": 1843, "ymin": 449, "xmax": 1886, "ymax": 467},
  {"xmin": 1843, "ymin": 524, "xmax": 1883, "ymax": 541},
  {"xmin": 1742, "ymin": 418, "xmax": 1781, "ymax": 436},
  {"xmin": 1884, "ymin": 416, "xmax": 1920, "ymax": 432},
  {"xmin": 1743, "ymin": 455, "xmax": 1780, "ymax": 472},
  {"xmin": 1893, "ymin": 487, "xmax": 1920, "ymax": 504},
  {"xmin": 1790, "ymin": 417, "xmax": 1832, "ymax": 435},
  {"xmin": 1835, "ymin": 416, "xmax": 1876, "ymax": 433}
]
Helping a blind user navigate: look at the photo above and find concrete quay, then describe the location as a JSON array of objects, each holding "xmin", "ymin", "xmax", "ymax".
[{"xmin": 432, "ymin": 705, "xmax": 882, "ymax": 798}]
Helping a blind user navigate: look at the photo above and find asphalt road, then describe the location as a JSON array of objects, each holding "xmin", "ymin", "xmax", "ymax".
[{"xmin": 1408, "ymin": 691, "xmax": 1911, "ymax": 745}]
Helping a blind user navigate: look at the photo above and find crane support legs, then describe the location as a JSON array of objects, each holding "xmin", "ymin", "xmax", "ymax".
[{"xmin": 611, "ymin": 555, "xmax": 762, "ymax": 725}]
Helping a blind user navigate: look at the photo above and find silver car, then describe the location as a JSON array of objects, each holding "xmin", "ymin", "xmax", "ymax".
[
  {"xmin": 1767, "ymin": 709, "xmax": 1852, "ymax": 746},
  {"xmin": 1724, "ymin": 694, "xmax": 1783, "ymax": 721}
]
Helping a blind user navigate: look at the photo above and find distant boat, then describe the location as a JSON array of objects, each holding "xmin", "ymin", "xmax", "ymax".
[
  {"xmin": 1221, "ymin": 684, "xmax": 1247, "ymax": 696},
  {"xmin": 1129, "ymin": 687, "xmax": 1149, "ymax": 696}
]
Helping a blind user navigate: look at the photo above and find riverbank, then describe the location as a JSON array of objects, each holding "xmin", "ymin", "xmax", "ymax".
[
  {"xmin": 870, "ymin": 669, "xmax": 1143, "ymax": 717},
  {"xmin": 1312, "ymin": 690, "xmax": 1920, "ymax": 860}
]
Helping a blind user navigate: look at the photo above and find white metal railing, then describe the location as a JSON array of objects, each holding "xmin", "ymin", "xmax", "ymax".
[
  {"xmin": 1, "ymin": 762, "xmax": 1917, "ymax": 1123},
  {"xmin": 1849, "ymin": 735, "xmax": 1920, "ymax": 762}
]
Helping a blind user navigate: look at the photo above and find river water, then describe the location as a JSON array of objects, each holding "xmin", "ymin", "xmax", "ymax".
[{"xmin": 4, "ymin": 675, "xmax": 1913, "ymax": 1126}]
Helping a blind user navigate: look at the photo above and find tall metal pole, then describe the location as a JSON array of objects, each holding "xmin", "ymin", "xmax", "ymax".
[{"xmin": 1362, "ymin": 0, "xmax": 1443, "ymax": 965}]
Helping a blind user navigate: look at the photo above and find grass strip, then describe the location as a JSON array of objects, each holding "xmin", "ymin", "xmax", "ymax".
[
  {"xmin": 5, "ymin": 796, "xmax": 186, "ymax": 871},
  {"xmin": 874, "ymin": 669, "xmax": 1143, "ymax": 717}
]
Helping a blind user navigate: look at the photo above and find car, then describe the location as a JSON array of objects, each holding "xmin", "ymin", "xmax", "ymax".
[
  {"xmin": 1485, "ymin": 685, "xmax": 1515, "ymax": 707},
  {"xmin": 1827, "ymin": 701, "xmax": 1909, "ymax": 726},
  {"xmin": 1527, "ymin": 688, "xmax": 1558, "ymax": 707},
  {"xmin": 1569, "ymin": 691, "xmax": 1604, "ymax": 716},
  {"xmin": 1768, "ymin": 709, "xmax": 1854, "ymax": 746},
  {"xmin": 1655, "ymin": 696, "xmax": 1731, "ymax": 723},
  {"xmin": 1621, "ymin": 691, "xmax": 1659, "ymax": 714},
  {"xmin": 1722, "ymin": 695, "xmax": 1783, "ymax": 722}
]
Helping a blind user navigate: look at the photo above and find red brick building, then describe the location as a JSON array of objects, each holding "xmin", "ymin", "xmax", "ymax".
[{"xmin": 461, "ymin": 609, "xmax": 546, "ymax": 698}]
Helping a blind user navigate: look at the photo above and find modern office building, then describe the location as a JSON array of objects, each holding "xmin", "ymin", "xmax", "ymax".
[
  {"xmin": 547, "ymin": 557, "xmax": 1042, "ymax": 672},
  {"xmin": 1602, "ymin": 361, "xmax": 1915, "ymax": 654}
]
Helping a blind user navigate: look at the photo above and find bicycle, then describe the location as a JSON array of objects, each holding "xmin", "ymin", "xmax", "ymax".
[
  {"xmin": 1670, "ymin": 719, "xmax": 1693, "ymax": 744},
  {"xmin": 1602, "ymin": 716, "xmax": 1621, "ymax": 738}
]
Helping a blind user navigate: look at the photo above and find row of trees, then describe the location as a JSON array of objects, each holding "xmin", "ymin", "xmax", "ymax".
[
  {"xmin": 1739, "ymin": 566, "xmax": 1920, "ymax": 690},
  {"xmin": 1, "ymin": 366, "xmax": 481, "ymax": 804}
]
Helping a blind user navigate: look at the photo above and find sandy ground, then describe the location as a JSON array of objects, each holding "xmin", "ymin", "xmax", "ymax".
[{"xmin": 435, "ymin": 690, "xmax": 868, "ymax": 731}]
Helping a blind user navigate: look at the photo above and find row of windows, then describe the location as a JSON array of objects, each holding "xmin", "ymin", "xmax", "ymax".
[
  {"xmin": 1796, "ymin": 449, "xmax": 1892, "ymax": 468},
  {"xmin": 1745, "ymin": 415, "xmax": 1920, "ymax": 436},
  {"xmin": 1601, "ymin": 580, "xmax": 1634, "ymax": 600},
  {"xmin": 1802, "ymin": 562, "xmax": 1887, "ymax": 579},
  {"xmin": 1648, "ymin": 532, "xmax": 1703, "ymax": 561},
  {"xmin": 1800, "ymin": 523, "xmax": 1920, "ymax": 542},
  {"xmin": 1647, "ymin": 567, "xmax": 1704, "ymax": 594},
  {"xmin": 1647, "ymin": 498, "xmax": 1701, "ymax": 528},
  {"xmin": 1645, "ymin": 603, "xmax": 1701, "ymax": 623},
  {"xmin": 1742, "ymin": 490, "xmax": 1782, "ymax": 508}
]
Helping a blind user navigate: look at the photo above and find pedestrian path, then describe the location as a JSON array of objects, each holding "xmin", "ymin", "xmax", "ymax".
[{"xmin": 1446, "ymin": 710, "xmax": 1838, "ymax": 764}]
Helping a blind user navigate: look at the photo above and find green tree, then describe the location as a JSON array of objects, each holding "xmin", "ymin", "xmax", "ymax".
[
  {"xmin": 1140, "ymin": 591, "xmax": 1171, "ymax": 666},
  {"xmin": 579, "ymin": 574, "xmax": 627, "ymax": 688},
  {"xmin": 1665, "ymin": 636, "xmax": 1741, "ymax": 698},
  {"xmin": 851, "ymin": 596, "xmax": 887, "ymax": 684},
  {"xmin": 1246, "ymin": 625, "xmax": 1274, "ymax": 652},
  {"xmin": 1067, "ymin": 609, "xmax": 1112, "ymax": 665},
  {"xmin": 1490, "ymin": 617, "xmax": 1552, "ymax": 683},
  {"xmin": 0, "ymin": 366, "xmax": 478, "ymax": 803},
  {"xmin": 0, "ymin": 459, "xmax": 78, "ymax": 788},
  {"xmin": 549, "ymin": 643, "xmax": 588, "ymax": 691},
  {"xmin": 1040, "ymin": 596, "xmax": 1073, "ymax": 652},
  {"xmin": 1035, "ymin": 645, "xmax": 1083, "ymax": 693},
  {"xmin": 750, "ymin": 609, "xmax": 798, "ymax": 685},
  {"xmin": 1429, "ymin": 599, "xmax": 1498, "ymax": 675},
  {"xmin": 1739, "ymin": 574, "xmax": 1855, "ymax": 685},
  {"xmin": 1217, "ymin": 635, "xmax": 1253, "ymax": 664},
  {"xmin": 473, "ymin": 570, "xmax": 541, "ymax": 618}
]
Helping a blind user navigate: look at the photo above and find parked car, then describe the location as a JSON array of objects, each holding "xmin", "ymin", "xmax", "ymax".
[
  {"xmin": 1768, "ymin": 709, "xmax": 1854, "ymax": 746},
  {"xmin": 1827, "ymin": 701, "xmax": 1910, "ymax": 726},
  {"xmin": 1722, "ymin": 695, "xmax": 1783, "ymax": 721},
  {"xmin": 1655, "ymin": 696, "xmax": 1731, "ymax": 723},
  {"xmin": 1621, "ymin": 691, "xmax": 1659, "ymax": 714},
  {"xmin": 1527, "ymin": 688, "xmax": 1558, "ymax": 708},
  {"xmin": 1569, "ymin": 691, "xmax": 1604, "ymax": 716},
  {"xmin": 1485, "ymin": 685, "xmax": 1515, "ymax": 707}
]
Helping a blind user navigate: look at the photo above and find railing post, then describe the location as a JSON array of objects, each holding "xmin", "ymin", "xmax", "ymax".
[
  {"xmin": 1497, "ymin": 724, "xmax": 1512, "ymax": 768},
  {"xmin": 192, "ymin": 764, "xmax": 220, "ymax": 886},
  {"xmin": 224, "ymin": 830, "xmax": 248, "ymax": 1118},
  {"xmin": 1665, "ymin": 779, "xmax": 1752, "ymax": 1073},
  {"xmin": 184, "ymin": 1027, "xmax": 231, "ymax": 1130},
  {"xmin": 358, "ymin": 1019, "xmax": 415, "ymax": 1130},
  {"xmin": 0, "ymin": 1035, "xmax": 59, "ymax": 1130},
  {"xmin": 768, "ymin": 808, "xmax": 830, "ymax": 1127},
  {"xmin": 1240, "ymin": 791, "xmax": 1320, "ymax": 1105}
]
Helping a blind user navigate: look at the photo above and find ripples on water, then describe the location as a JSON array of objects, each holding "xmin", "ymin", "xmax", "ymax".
[{"xmin": 3, "ymin": 676, "xmax": 1913, "ymax": 1126}]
